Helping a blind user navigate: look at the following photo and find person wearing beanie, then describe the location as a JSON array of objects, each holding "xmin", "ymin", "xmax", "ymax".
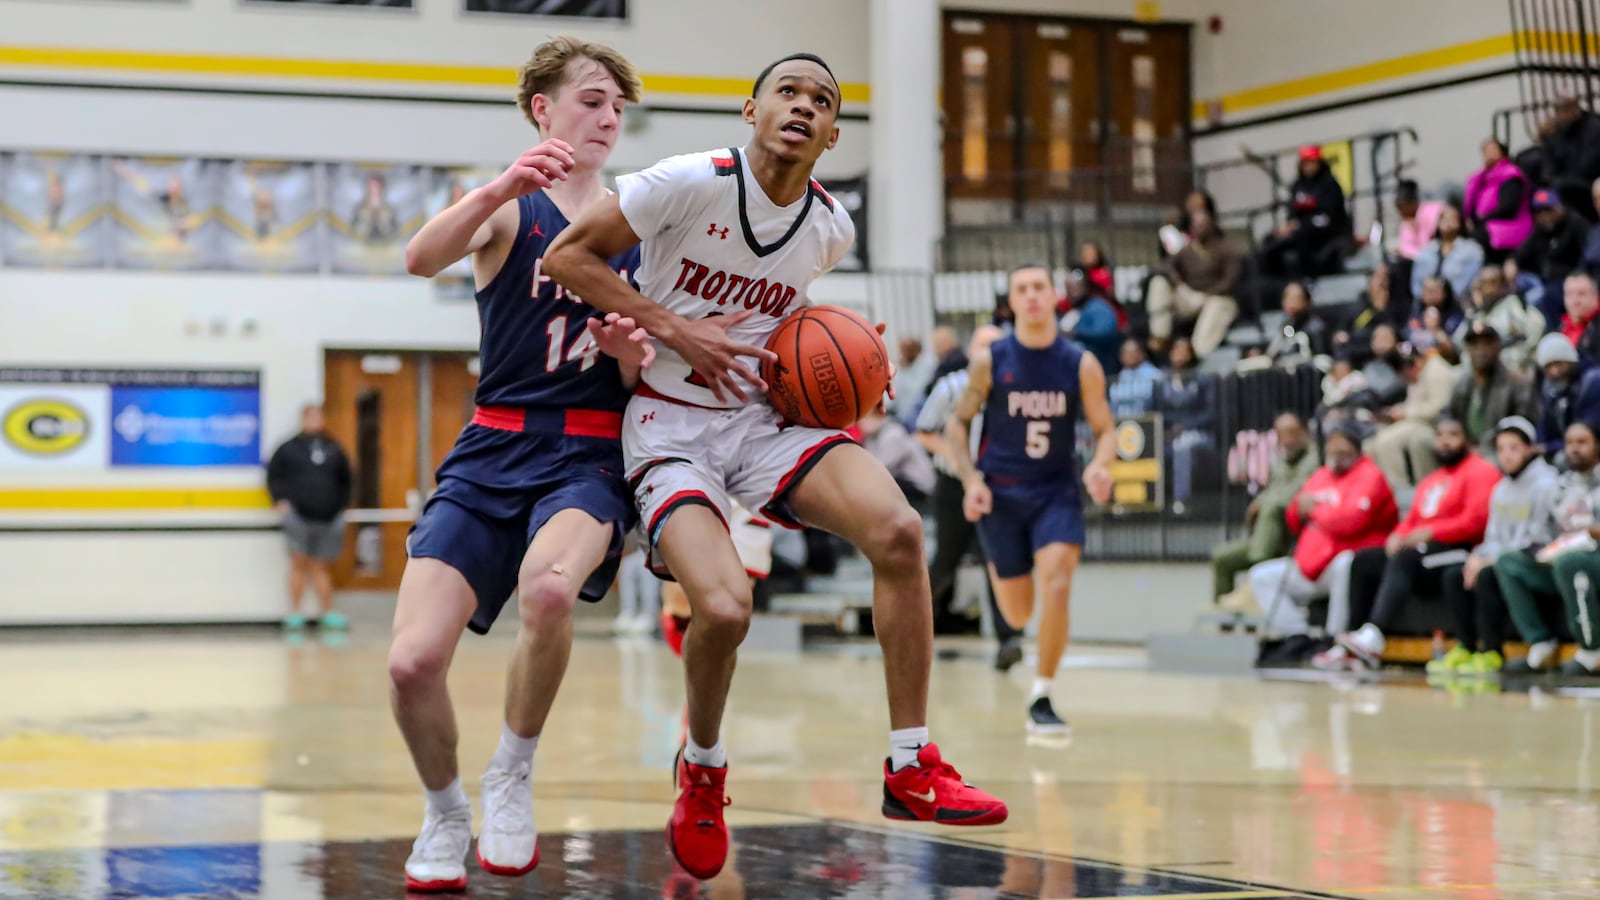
[
  {"xmin": 1431, "ymin": 416, "xmax": 1559, "ymax": 677},
  {"xmin": 1538, "ymin": 331, "xmax": 1600, "ymax": 458}
]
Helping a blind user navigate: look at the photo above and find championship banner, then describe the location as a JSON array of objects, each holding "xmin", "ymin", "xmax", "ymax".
[
  {"xmin": 428, "ymin": 166, "xmax": 498, "ymax": 299},
  {"xmin": 463, "ymin": 0, "xmax": 626, "ymax": 18},
  {"xmin": 326, "ymin": 163, "xmax": 428, "ymax": 276},
  {"xmin": 215, "ymin": 160, "xmax": 321, "ymax": 273},
  {"xmin": 109, "ymin": 156, "xmax": 220, "ymax": 271},
  {"xmin": 0, "ymin": 152, "xmax": 110, "ymax": 269},
  {"xmin": 0, "ymin": 369, "xmax": 261, "ymax": 469},
  {"xmin": 1108, "ymin": 414, "xmax": 1163, "ymax": 512}
]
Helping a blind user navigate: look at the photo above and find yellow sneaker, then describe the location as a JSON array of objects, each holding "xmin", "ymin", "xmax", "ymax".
[
  {"xmin": 1459, "ymin": 650, "xmax": 1504, "ymax": 676},
  {"xmin": 1425, "ymin": 645, "xmax": 1472, "ymax": 675}
]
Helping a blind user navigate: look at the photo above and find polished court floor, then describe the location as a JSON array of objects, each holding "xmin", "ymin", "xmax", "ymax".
[{"xmin": 1, "ymin": 619, "xmax": 1598, "ymax": 899}]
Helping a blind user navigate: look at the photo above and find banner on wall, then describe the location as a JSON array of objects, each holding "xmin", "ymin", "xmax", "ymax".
[
  {"xmin": 109, "ymin": 156, "xmax": 222, "ymax": 271},
  {"xmin": 0, "ymin": 369, "xmax": 261, "ymax": 469},
  {"xmin": 326, "ymin": 163, "xmax": 427, "ymax": 276},
  {"xmin": 215, "ymin": 160, "xmax": 321, "ymax": 273},
  {"xmin": 463, "ymin": 0, "xmax": 626, "ymax": 17},
  {"xmin": 1107, "ymin": 415, "xmax": 1163, "ymax": 512},
  {"xmin": 0, "ymin": 152, "xmax": 110, "ymax": 269}
]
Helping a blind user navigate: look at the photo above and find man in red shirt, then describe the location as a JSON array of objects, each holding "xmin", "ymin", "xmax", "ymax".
[
  {"xmin": 1315, "ymin": 418, "xmax": 1502, "ymax": 670},
  {"xmin": 1560, "ymin": 272, "xmax": 1600, "ymax": 364},
  {"xmin": 1249, "ymin": 423, "xmax": 1397, "ymax": 665}
]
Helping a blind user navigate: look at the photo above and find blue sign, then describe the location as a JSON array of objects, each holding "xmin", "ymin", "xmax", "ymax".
[{"xmin": 109, "ymin": 386, "xmax": 261, "ymax": 467}]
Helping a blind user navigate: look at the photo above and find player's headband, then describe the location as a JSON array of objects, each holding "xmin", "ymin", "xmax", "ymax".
[{"xmin": 752, "ymin": 53, "xmax": 839, "ymax": 100}]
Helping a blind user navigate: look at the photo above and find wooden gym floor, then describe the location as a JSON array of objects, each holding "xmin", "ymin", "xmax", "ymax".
[{"xmin": 0, "ymin": 617, "xmax": 1597, "ymax": 899}]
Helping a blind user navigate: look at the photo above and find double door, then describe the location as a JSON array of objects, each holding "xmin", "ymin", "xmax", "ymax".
[
  {"xmin": 321, "ymin": 349, "xmax": 479, "ymax": 590},
  {"xmin": 942, "ymin": 12, "xmax": 1191, "ymax": 206}
]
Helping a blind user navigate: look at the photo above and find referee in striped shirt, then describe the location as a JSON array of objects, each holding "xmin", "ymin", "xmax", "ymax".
[{"xmin": 915, "ymin": 325, "xmax": 1023, "ymax": 669}]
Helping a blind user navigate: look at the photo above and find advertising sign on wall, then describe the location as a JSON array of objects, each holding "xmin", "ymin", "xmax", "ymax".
[{"xmin": 0, "ymin": 369, "xmax": 261, "ymax": 469}]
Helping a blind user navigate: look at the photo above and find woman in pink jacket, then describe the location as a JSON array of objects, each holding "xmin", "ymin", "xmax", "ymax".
[{"xmin": 1463, "ymin": 138, "xmax": 1533, "ymax": 265}]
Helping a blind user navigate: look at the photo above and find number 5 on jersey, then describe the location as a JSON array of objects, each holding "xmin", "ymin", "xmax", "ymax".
[
  {"xmin": 545, "ymin": 315, "xmax": 601, "ymax": 373},
  {"xmin": 1025, "ymin": 420, "xmax": 1050, "ymax": 459}
]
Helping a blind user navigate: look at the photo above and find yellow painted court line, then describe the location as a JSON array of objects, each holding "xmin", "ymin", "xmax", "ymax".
[
  {"xmin": 0, "ymin": 487, "xmax": 271, "ymax": 510},
  {"xmin": 0, "ymin": 45, "xmax": 871, "ymax": 104},
  {"xmin": 1339, "ymin": 881, "xmax": 1600, "ymax": 895}
]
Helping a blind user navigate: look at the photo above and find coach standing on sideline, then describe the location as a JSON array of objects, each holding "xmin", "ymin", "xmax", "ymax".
[{"xmin": 266, "ymin": 402, "xmax": 353, "ymax": 630}]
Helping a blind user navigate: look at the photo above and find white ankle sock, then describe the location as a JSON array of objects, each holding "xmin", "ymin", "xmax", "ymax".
[
  {"xmin": 889, "ymin": 726, "xmax": 930, "ymax": 771},
  {"xmin": 425, "ymin": 777, "xmax": 469, "ymax": 816},
  {"xmin": 489, "ymin": 723, "xmax": 538, "ymax": 772},
  {"xmin": 1527, "ymin": 639, "xmax": 1558, "ymax": 669},
  {"xmin": 1030, "ymin": 677, "xmax": 1053, "ymax": 702},
  {"xmin": 683, "ymin": 735, "xmax": 726, "ymax": 769}
]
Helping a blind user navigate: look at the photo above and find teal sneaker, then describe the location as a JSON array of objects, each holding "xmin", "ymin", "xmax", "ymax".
[
  {"xmin": 320, "ymin": 611, "xmax": 349, "ymax": 631},
  {"xmin": 284, "ymin": 612, "xmax": 308, "ymax": 630}
]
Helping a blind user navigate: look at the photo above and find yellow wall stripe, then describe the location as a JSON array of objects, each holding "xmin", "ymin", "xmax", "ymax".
[
  {"xmin": 0, "ymin": 45, "xmax": 871, "ymax": 104},
  {"xmin": 0, "ymin": 487, "xmax": 271, "ymax": 511}
]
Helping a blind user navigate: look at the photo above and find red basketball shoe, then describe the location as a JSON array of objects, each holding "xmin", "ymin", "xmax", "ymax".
[
  {"xmin": 882, "ymin": 743, "xmax": 1008, "ymax": 826},
  {"xmin": 661, "ymin": 611, "xmax": 689, "ymax": 658},
  {"xmin": 667, "ymin": 749, "xmax": 730, "ymax": 880}
]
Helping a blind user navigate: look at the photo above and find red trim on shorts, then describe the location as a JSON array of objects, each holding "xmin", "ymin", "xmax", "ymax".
[
  {"xmin": 471, "ymin": 405, "xmax": 622, "ymax": 439},
  {"xmin": 644, "ymin": 490, "xmax": 729, "ymax": 579},
  {"xmin": 760, "ymin": 434, "xmax": 855, "ymax": 529},
  {"xmin": 746, "ymin": 518, "xmax": 772, "ymax": 529},
  {"xmin": 745, "ymin": 568, "xmax": 770, "ymax": 581},
  {"xmin": 636, "ymin": 382, "xmax": 722, "ymax": 410}
]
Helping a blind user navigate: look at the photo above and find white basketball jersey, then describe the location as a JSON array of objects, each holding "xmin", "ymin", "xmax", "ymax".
[{"xmin": 616, "ymin": 147, "xmax": 856, "ymax": 408}]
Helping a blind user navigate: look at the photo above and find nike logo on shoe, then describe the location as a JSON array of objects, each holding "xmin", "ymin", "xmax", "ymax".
[{"xmin": 909, "ymin": 789, "xmax": 936, "ymax": 803}]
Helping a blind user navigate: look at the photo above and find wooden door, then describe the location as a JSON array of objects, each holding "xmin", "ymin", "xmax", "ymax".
[
  {"xmin": 426, "ymin": 353, "xmax": 479, "ymax": 487},
  {"xmin": 322, "ymin": 350, "xmax": 421, "ymax": 591},
  {"xmin": 1018, "ymin": 18, "xmax": 1102, "ymax": 201},
  {"xmin": 942, "ymin": 12, "xmax": 1019, "ymax": 200},
  {"xmin": 1104, "ymin": 23, "xmax": 1191, "ymax": 205}
]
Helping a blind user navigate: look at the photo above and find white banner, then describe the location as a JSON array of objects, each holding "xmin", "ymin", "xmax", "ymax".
[{"xmin": 0, "ymin": 384, "xmax": 111, "ymax": 469}]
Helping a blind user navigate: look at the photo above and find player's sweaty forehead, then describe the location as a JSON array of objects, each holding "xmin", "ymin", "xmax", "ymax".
[{"xmin": 764, "ymin": 60, "xmax": 839, "ymax": 103}]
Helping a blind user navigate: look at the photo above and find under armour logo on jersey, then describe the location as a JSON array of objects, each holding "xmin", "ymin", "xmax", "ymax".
[
  {"xmin": 707, "ymin": 224, "xmax": 729, "ymax": 239},
  {"xmin": 639, "ymin": 411, "xmax": 657, "ymax": 424}
]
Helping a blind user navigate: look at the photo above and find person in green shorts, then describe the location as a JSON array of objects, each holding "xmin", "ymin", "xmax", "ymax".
[
  {"xmin": 1494, "ymin": 421, "xmax": 1600, "ymax": 677},
  {"xmin": 1212, "ymin": 412, "xmax": 1321, "ymax": 608}
]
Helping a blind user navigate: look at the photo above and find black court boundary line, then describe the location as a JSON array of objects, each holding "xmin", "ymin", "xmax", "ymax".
[{"xmin": 0, "ymin": 77, "xmax": 872, "ymax": 121}]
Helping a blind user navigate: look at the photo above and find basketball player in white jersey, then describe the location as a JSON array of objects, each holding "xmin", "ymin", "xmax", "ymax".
[{"xmin": 545, "ymin": 52, "xmax": 1007, "ymax": 880}]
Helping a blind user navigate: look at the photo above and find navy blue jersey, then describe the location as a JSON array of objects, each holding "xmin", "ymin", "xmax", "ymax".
[
  {"xmin": 977, "ymin": 334, "xmax": 1085, "ymax": 481},
  {"xmin": 472, "ymin": 191, "xmax": 640, "ymax": 411}
]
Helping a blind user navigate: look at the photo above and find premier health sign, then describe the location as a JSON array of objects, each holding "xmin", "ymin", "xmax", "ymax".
[{"xmin": 0, "ymin": 368, "xmax": 261, "ymax": 468}]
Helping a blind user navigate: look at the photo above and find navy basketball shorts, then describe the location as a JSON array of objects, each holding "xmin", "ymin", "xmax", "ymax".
[
  {"xmin": 974, "ymin": 480, "xmax": 1086, "ymax": 580},
  {"xmin": 406, "ymin": 406, "xmax": 636, "ymax": 635}
]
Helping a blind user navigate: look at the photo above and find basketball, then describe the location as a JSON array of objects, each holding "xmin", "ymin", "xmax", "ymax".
[{"xmin": 762, "ymin": 305, "xmax": 890, "ymax": 429}]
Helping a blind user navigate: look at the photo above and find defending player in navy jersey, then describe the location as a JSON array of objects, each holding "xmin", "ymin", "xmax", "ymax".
[
  {"xmin": 386, "ymin": 38, "xmax": 650, "ymax": 893},
  {"xmin": 946, "ymin": 263, "xmax": 1116, "ymax": 735}
]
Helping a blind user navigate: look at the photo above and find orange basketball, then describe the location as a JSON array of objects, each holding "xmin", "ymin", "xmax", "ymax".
[{"xmin": 762, "ymin": 305, "xmax": 890, "ymax": 429}]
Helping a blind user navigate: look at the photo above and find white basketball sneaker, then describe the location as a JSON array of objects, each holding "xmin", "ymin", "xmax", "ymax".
[
  {"xmin": 404, "ymin": 805, "xmax": 472, "ymax": 892},
  {"xmin": 477, "ymin": 761, "xmax": 539, "ymax": 876}
]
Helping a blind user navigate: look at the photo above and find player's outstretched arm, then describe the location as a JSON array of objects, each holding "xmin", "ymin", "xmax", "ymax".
[
  {"xmin": 404, "ymin": 141, "xmax": 575, "ymax": 278},
  {"xmin": 1079, "ymin": 352, "xmax": 1116, "ymax": 505},
  {"xmin": 546, "ymin": 195, "xmax": 776, "ymax": 403},
  {"xmin": 946, "ymin": 352, "xmax": 992, "ymax": 522}
]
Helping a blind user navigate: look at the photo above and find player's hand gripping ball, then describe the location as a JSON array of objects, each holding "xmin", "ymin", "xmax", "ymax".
[{"xmin": 761, "ymin": 305, "xmax": 891, "ymax": 429}]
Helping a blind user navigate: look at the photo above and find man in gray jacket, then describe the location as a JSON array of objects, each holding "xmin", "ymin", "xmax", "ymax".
[{"xmin": 1432, "ymin": 416, "xmax": 1558, "ymax": 676}]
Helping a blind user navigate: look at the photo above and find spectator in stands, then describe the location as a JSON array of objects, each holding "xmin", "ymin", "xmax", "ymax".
[
  {"xmin": 1109, "ymin": 338, "xmax": 1165, "ymax": 419},
  {"xmin": 1496, "ymin": 420, "xmax": 1600, "ymax": 677},
  {"xmin": 1367, "ymin": 342, "xmax": 1458, "ymax": 489},
  {"xmin": 1448, "ymin": 323, "xmax": 1540, "ymax": 454},
  {"xmin": 1257, "ymin": 145, "xmax": 1351, "ymax": 280},
  {"xmin": 1321, "ymin": 352, "xmax": 1369, "ymax": 422},
  {"xmin": 1159, "ymin": 189, "xmax": 1219, "ymax": 258},
  {"xmin": 1406, "ymin": 276, "xmax": 1463, "ymax": 361},
  {"xmin": 929, "ymin": 325, "xmax": 965, "ymax": 381},
  {"xmin": 1454, "ymin": 266, "xmax": 1544, "ymax": 372},
  {"xmin": 1513, "ymin": 190, "xmax": 1589, "ymax": 301},
  {"xmin": 1463, "ymin": 138, "xmax": 1533, "ymax": 265},
  {"xmin": 1560, "ymin": 272, "xmax": 1600, "ymax": 365},
  {"xmin": 1359, "ymin": 324, "xmax": 1409, "ymax": 410},
  {"xmin": 1538, "ymin": 94, "xmax": 1600, "ymax": 221},
  {"xmin": 1077, "ymin": 241, "xmax": 1118, "ymax": 314},
  {"xmin": 1317, "ymin": 417, "xmax": 1501, "ymax": 670},
  {"xmin": 1159, "ymin": 337, "xmax": 1216, "ymax": 510},
  {"xmin": 1061, "ymin": 266, "xmax": 1124, "ymax": 376},
  {"xmin": 1410, "ymin": 204, "xmax": 1484, "ymax": 302},
  {"xmin": 266, "ymin": 403, "xmax": 353, "ymax": 630},
  {"xmin": 915, "ymin": 325, "xmax": 1017, "ymax": 654},
  {"xmin": 1211, "ymin": 412, "xmax": 1320, "ymax": 609},
  {"xmin": 1536, "ymin": 333, "xmax": 1600, "ymax": 459},
  {"xmin": 1261, "ymin": 281, "xmax": 1328, "ymax": 368},
  {"xmin": 1394, "ymin": 179, "xmax": 1445, "ymax": 266},
  {"xmin": 1146, "ymin": 211, "xmax": 1241, "ymax": 358},
  {"xmin": 890, "ymin": 337, "xmax": 937, "ymax": 424},
  {"xmin": 1585, "ymin": 177, "xmax": 1600, "ymax": 280},
  {"xmin": 1334, "ymin": 264, "xmax": 1402, "ymax": 365},
  {"xmin": 1431, "ymin": 417, "xmax": 1557, "ymax": 677},
  {"xmin": 1250, "ymin": 422, "xmax": 1397, "ymax": 665}
]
